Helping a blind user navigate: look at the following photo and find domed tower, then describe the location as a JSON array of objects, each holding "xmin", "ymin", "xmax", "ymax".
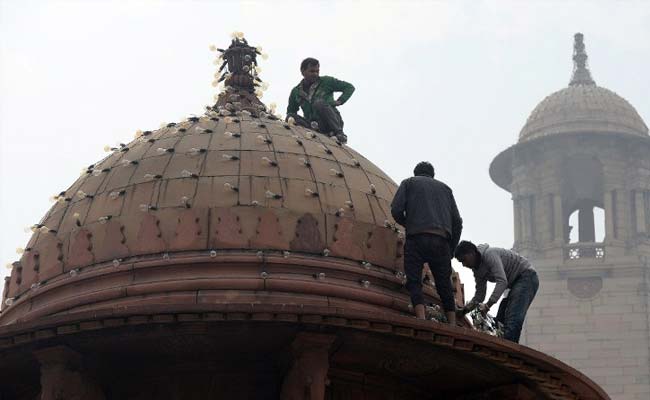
[
  {"xmin": 0, "ymin": 35, "xmax": 609, "ymax": 400},
  {"xmin": 491, "ymin": 33, "xmax": 650, "ymax": 399}
]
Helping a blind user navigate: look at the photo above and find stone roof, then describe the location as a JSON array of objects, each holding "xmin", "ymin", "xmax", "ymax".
[
  {"xmin": 518, "ymin": 84, "xmax": 648, "ymax": 142},
  {"xmin": 2, "ymin": 105, "xmax": 404, "ymax": 305},
  {"xmin": 518, "ymin": 33, "xmax": 648, "ymax": 142}
]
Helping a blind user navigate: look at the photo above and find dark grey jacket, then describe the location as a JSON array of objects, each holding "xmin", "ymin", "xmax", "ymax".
[{"xmin": 390, "ymin": 176, "xmax": 463, "ymax": 250}]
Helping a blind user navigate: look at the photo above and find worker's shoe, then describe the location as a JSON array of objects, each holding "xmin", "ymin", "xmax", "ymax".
[{"xmin": 335, "ymin": 133, "xmax": 348, "ymax": 144}]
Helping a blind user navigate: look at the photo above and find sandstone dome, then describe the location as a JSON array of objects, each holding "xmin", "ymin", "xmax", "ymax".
[
  {"xmin": 518, "ymin": 84, "xmax": 648, "ymax": 142},
  {"xmin": 1, "ymin": 83, "xmax": 410, "ymax": 325},
  {"xmin": 0, "ymin": 36, "xmax": 422, "ymax": 326},
  {"xmin": 518, "ymin": 32, "xmax": 647, "ymax": 143}
]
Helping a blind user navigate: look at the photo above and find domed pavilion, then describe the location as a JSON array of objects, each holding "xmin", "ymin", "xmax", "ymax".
[
  {"xmin": 490, "ymin": 33, "xmax": 649, "ymax": 399},
  {"xmin": 0, "ymin": 35, "xmax": 609, "ymax": 400}
]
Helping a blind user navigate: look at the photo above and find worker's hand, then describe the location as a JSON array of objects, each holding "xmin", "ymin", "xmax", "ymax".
[
  {"xmin": 477, "ymin": 303, "xmax": 490, "ymax": 316},
  {"xmin": 334, "ymin": 100, "xmax": 342, "ymax": 106},
  {"xmin": 461, "ymin": 302, "xmax": 476, "ymax": 315}
]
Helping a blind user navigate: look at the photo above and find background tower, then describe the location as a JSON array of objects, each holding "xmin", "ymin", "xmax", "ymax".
[{"xmin": 491, "ymin": 33, "xmax": 650, "ymax": 400}]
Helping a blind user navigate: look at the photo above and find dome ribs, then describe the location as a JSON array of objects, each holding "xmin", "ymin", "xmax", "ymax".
[{"xmin": 3, "ymin": 108, "xmax": 407, "ymax": 313}]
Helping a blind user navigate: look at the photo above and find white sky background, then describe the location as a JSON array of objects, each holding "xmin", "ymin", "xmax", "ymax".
[{"xmin": 1, "ymin": 0, "xmax": 649, "ymax": 311}]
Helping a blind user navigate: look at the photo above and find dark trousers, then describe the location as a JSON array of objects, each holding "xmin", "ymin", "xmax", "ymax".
[
  {"xmin": 495, "ymin": 269, "xmax": 539, "ymax": 343},
  {"xmin": 403, "ymin": 234, "xmax": 456, "ymax": 312},
  {"xmin": 288, "ymin": 100, "xmax": 344, "ymax": 135}
]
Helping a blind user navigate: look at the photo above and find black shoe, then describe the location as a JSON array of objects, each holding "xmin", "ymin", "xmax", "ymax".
[{"xmin": 335, "ymin": 133, "xmax": 348, "ymax": 144}]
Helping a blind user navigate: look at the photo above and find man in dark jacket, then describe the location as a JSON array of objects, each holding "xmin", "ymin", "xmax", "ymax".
[
  {"xmin": 454, "ymin": 240, "xmax": 539, "ymax": 343},
  {"xmin": 286, "ymin": 57, "xmax": 355, "ymax": 144},
  {"xmin": 390, "ymin": 162, "xmax": 463, "ymax": 324}
]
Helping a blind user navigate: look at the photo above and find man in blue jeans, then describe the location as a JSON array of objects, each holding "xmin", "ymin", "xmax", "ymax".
[
  {"xmin": 454, "ymin": 241, "xmax": 539, "ymax": 343},
  {"xmin": 391, "ymin": 161, "xmax": 463, "ymax": 325}
]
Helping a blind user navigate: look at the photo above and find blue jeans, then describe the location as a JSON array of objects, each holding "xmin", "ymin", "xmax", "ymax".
[{"xmin": 495, "ymin": 269, "xmax": 539, "ymax": 343}]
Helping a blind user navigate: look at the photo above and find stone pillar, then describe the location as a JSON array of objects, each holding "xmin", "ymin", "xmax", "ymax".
[
  {"xmin": 636, "ymin": 191, "xmax": 647, "ymax": 234},
  {"xmin": 34, "ymin": 346, "xmax": 105, "ymax": 400},
  {"xmin": 280, "ymin": 332, "xmax": 336, "ymax": 400},
  {"xmin": 604, "ymin": 191, "xmax": 615, "ymax": 241},
  {"xmin": 513, "ymin": 197, "xmax": 522, "ymax": 245},
  {"xmin": 578, "ymin": 205, "xmax": 595, "ymax": 242},
  {"xmin": 520, "ymin": 197, "xmax": 530, "ymax": 244},
  {"xmin": 553, "ymin": 194, "xmax": 564, "ymax": 244}
]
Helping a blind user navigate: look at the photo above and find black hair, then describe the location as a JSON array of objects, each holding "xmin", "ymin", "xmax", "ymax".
[
  {"xmin": 413, "ymin": 161, "xmax": 435, "ymax": 178},
  {"xmin": 454, "ymin": 240, "xmax": 478, "ymax": 259},
  {"xmin": 300, "ymin": 57, "xmax": 320, "ymax": 72}
]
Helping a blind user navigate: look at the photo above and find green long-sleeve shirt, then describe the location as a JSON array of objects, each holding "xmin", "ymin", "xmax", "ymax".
[{"xmin": 286, "ymin": 76, "xmax": 355, "ymax": 121}]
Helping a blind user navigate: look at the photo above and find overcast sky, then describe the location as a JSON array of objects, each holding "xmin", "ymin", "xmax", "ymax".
[{"xmin": 1, "ymin": 0, "xmax": 649, "ymax": 306}]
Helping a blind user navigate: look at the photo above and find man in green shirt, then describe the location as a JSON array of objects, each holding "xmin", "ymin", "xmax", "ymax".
[{"xmin": 286, "ymin": 58, "xmax": 355, "ymax": 144}]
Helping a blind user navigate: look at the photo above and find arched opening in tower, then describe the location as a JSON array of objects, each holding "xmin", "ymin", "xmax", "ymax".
[
  {"xmin": 562, "ymin": 154, "xmax": 605, "ymax": 244},
  {"xmin": 568, "ymin": 205, "xmax": 605, "ymax": 243}
]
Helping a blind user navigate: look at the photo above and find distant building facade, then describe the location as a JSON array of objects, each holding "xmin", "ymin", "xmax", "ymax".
[{"xmin": 491, "ymin": 33, "xmax": 650, "ymax": 400}]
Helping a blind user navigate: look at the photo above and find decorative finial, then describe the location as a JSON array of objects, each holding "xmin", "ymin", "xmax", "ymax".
[
  {"xmin": 209, "ymin": 33, "xmax": 273, "ymax": 118},
  {"xmin": 569, "ymin": 32, "xmax": 595, "ymax": 86}
]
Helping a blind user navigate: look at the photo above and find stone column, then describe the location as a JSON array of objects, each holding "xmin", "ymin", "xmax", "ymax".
[
  {"xmin": 513, "ymin": 198, "xmax": 522, "ymax": 245},
  {"xmin": 553, "ymin": 194, "xmax": 564, "ymax": 244},
  {"xmin": 578, "ymin": 205, "xmax": 595, "ymax": 242},
  {"xmin": 636, "ymin": 191, "xmax": 647, "ymax": 234},
  {"xmin": 520, "ymin": 198, "xmax": 530, "ymax": 245},
  {"xmin": 604, "ymin": 191, "xmax": 615, "ymax": 241},
  {"xmin": 280, "ymin": 332, "xmax": 336, "ymax": 400},
  {"xmin": 34, "ymin": 346, "xmax": 105, "ymax": 400}
]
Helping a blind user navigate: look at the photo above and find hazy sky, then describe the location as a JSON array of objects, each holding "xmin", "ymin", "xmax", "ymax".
[{"xmin": 1, "ymin": 0, "xmax": 649, "ymax": 306}]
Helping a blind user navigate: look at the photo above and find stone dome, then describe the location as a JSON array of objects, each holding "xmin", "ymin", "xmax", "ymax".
[
  {"xmin": 2, "ymin": 35, "xmax": 456, "ymax": 330},
  {"xmin": 1, "ymin": 100, "xmax": 409, "ymax": 321},
  {"xmin": 518, "ymin": 84, "xmax": 648, "ymax": 142},
  {"xmin": 518, "ymin": 32, "xmax": 648, "ymax": 143}
]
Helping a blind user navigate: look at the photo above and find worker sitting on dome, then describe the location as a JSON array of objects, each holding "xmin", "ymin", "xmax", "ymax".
[
  {"xmin": 390, "ymin": 161, "xmax": 463, "ymax": 325},
  {"xmin": 454, "ymin": 241, "xmax": 539, "ymax": 343},
  {"xmin": 286, "ymin": 57, "xmax": 355, "ymax": 144}
]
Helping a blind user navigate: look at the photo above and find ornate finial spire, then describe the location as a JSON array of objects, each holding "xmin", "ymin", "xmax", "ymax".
[
  {"xmin": 569, "ymin": 32, "xmax": 595, "ymax": 86},
  {"xmin": 207, "ymin": 32, "xmax": 273, "ymax": 118}
]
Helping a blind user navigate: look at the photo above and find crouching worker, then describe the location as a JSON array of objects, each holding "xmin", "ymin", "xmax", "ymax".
[
  {"xmin": 390, "ymin": 162, "xmax": 463, "ymax": 325},
  {"xmin": 454, "ymin": 241, "xmax": 539, "ymax": 343},
  {"xmin": 286, "ymin": 57, "xmax": 355, "ymax": 144}
]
